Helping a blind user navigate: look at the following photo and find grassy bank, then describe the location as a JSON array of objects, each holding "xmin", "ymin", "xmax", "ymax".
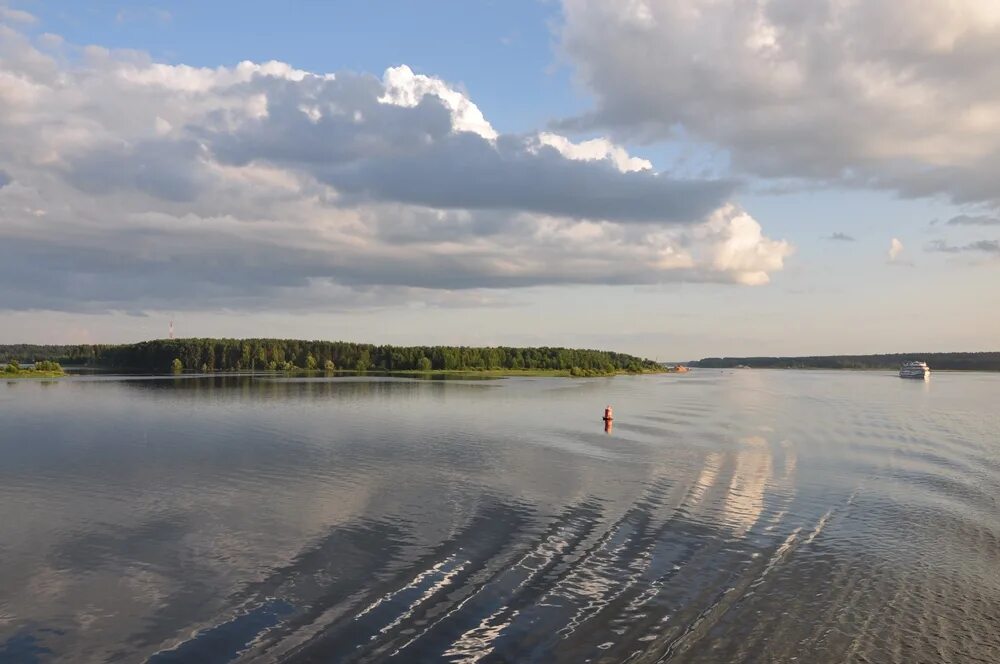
[
  {"xmin": 386, "ymin": 367, "xmax": 669, "ymax": 378},
  {"xmin": 3, "ymin": 369, "xmax": 66, "ymax": 379},
  {"xmin": 257, "ymin": 366, "xmax": 672, "ymax": 379}
]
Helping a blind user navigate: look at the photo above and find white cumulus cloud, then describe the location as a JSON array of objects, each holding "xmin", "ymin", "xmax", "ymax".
[
  {"xmin": 534, "ymin": 132, "xmax": 651, "ymax": 173},
  {"xmin": 560, "ymin": 0, "xmax": 1000, "ymax": 208},
  {"xmin": 380, "ymin": 64, "xmax": 497, "ymax": 141},
  {"xmin": 0, "ymin": 26, "xmax": 792, "ymax": 314}
]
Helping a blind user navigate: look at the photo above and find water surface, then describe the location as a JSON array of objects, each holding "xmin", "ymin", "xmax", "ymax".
[{"xmin": 1, "ymin": 370, "xmax": 998, "ymax": 662}]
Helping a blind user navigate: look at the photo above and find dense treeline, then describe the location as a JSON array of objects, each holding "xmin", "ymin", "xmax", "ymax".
[
  {"xmin": 0, "ymin": 339, "xmax": 662, "ymax": 374},
  {"xmin": 691, "ymin": 352, "xmax": 1000, "ymax": 371},
  {"xmin": 0, "ymin": 344, "xmax": 107, "ymax": 365}
]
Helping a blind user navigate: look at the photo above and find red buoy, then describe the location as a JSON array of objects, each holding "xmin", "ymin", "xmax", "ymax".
[{"xmin": 603, "ymin": 405, "xmax": 613, "ymax": 421}]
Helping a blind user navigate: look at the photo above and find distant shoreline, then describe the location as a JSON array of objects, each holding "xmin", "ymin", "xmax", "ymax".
[
  {"xmin": 762, "ymin": 366, "xmax": 993, "ymax": 371},
  {"xmin": 689, "ymin": 352, "xmax": 1000, "ymax": 371}
]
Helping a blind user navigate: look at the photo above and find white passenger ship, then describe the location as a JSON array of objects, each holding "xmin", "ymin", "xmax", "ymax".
[{"xmin": 899, "ymin": 360, "xmax": 930, "ymax": 379}]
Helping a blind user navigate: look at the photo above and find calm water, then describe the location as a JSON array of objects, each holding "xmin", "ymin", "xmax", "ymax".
[{"xmin": 1, "ymin": 370, "xmax": 998, "ymax": 663}]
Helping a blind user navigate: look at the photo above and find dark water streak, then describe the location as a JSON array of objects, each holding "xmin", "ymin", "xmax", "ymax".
[{"xmin": 1, "ymin": 371, "xmax": 998, "ymax": 663}]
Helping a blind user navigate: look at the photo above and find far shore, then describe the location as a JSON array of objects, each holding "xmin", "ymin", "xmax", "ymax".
[
  {"xmin": 12, "ymin": 366, "xmax": 688, "ymax": 379},
  {"xmin": 689, "ymin": 351, "xmax": 1000, "ymax": 372}
]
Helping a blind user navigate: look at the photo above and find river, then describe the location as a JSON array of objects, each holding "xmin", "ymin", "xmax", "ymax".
[{"xmin": 1, "ymin": 370, "xmax": 998, "ymax": 662}]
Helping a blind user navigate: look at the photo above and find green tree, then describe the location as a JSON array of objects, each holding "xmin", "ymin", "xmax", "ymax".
[
  {"xmin": 324, "ymin": 359, "xmax": 335, "ymax": 372},
  {"xmin": 417, "ymin": 356, "xmax": 432, "ymax": 372},
  {"xmin": 171, "ymin": 358, "xmax": 183, "ymax": 374},
  {"xmin": 355, "ymin": 349, "xmax": 371, "ymax": 373},
  {"xmin": 305, "ymin": 354, "xmax": 318, "ymax": 370}
]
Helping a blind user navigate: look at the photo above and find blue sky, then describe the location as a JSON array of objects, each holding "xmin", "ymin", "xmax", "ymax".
[
  {"xmin": 1, "ymin": 1, "xmax": 998, "ymax": 358},
  {"xmin": 25, "ymin": 1, "xmax": 583, "ymax": 133}
]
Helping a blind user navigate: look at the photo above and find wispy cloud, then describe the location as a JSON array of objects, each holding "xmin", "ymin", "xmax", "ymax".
[
  {"xmin": 0, "ymin": 5, "xmax": 36, "ymax": 24},
  {"xmin": 115, "ymin": 7, "xmax": 172, "ymax": 25},
  {"xmin": 926, "ymin": 239, "xmax": 1000, "ymax": 254},
  {"xmin": 826, "ymin": 232, "xmax": 855, "ymax": 242},
  {"xmin": 946, "ymin": 214, "xmax": 1000, "ymax": 226}
]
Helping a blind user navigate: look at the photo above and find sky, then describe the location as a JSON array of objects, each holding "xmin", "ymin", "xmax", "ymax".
[{"xmin": 1, "ymin": 0, "xmax": 998, "ymax": 359}]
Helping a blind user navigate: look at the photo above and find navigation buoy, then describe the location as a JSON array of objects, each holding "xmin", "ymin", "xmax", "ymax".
[{"xmin": 603, "ymin": 405, "xmax": 613, "ymax": 421}]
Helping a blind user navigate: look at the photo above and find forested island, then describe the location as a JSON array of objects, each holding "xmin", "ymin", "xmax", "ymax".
[
  {"xmin": 0, "ymin": 339, "xmax": 663, "ymax": 376},
  {"xmin": 690, "ymin": 352, "xmax": 1000, "ymax": 371}
]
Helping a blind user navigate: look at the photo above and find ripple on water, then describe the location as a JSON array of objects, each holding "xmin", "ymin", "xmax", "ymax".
[{"xmin": 0, "ymin": 371, "xmax": 997, "ymax": 662}]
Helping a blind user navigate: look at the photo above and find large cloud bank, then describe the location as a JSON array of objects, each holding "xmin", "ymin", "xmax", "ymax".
[
  {"xmin": 0, "ymin": 24, "xmax": 790, "ymax": 314},
  {"xmin": 561, "ymin": 0, "xmax": 1000, "ymax": 207}
]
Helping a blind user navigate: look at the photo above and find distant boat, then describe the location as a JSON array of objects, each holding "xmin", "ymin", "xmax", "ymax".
[{"xmin": 899, "ymin": 361, "xmax": 930, "ymax": 379}]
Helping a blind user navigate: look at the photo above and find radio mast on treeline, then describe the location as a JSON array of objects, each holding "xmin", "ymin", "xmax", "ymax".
[{"xmin": 169, "ymin": 321, "xmax": 175, "ymax": 340}]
